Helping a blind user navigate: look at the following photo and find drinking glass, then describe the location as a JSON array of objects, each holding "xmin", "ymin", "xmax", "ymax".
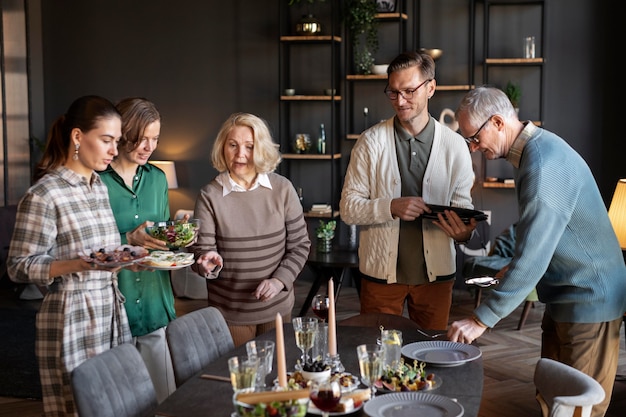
[
  {"xmin": 292, "ymin": 317, "xmax": 318, "ymax": 367},
  {"xmin": 379, "ymin": 329, "xmax": 403, "ymax": 372},
  {"xmin": 311, "ymin": 322, "xmax": 328, "ymax": 365},
  {"xmin": 311, "ymin": 294, "xmax": 330, "ymax": 322},
  {"xmin": 309, "ymin": 378, "xmax": 342, "ymax": 417},
  {"xmin": 227, "ymin": 355, "xmax": 259, "ymax": 393},
  {"xmin": 356, "ymin": 343, "xmax": 384, "ymax": 397},
  {"xmin": 245, "ymin": 340, "xmax": 275, "ymax": 389}
]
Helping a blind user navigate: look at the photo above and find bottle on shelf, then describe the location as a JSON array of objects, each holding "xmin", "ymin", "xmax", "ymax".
[{"xmin": 317, "ymin": 123, "xmax": 326, "ymax": 154}]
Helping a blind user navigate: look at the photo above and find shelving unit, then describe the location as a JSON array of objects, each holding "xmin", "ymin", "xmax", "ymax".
[
  {"xmin": 344, "ymin": 1, "xmax": 410, "ymax": 140},
  {"xmin": 278, "ymin": 3, "xmax": 343, "ymax": 218},
  {"xmin": 477, "ymin": 0, "xmax": 545, "ymax": 187}
]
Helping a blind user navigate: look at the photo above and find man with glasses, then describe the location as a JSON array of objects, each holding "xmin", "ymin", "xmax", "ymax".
[
  {"xmin": 340, "ymin": 51, "xmax": 477, "ymax": 330},
  {"xmin": 448, "ymin": 86, "xmax": 626, "ymax": 417}
]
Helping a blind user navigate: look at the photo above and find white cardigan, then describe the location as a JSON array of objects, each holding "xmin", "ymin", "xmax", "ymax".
[{"xmin": 339, "ymin": 117, "xmax": 475, "ymax": 283}]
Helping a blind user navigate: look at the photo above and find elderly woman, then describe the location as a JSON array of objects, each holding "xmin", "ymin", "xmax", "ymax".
[{"xmin": 191, "ymin": 112, "xmax": 310, "ymax": 347}]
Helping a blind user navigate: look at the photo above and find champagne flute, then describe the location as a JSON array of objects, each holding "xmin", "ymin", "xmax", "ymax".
[
  {"xmin": 309, "ymin": 378, "xmax": 342, "ymax": 417},
  {"xmin": 311, "ymin": 294, "xmax": 329, "ymax": 322},
  {"xmin": 356, "ymin": 343, "xmax": 384, "ymax": 397},
  {"xmin": 292, "ymin": 317, "xmax": 318, "ymax": 368}
]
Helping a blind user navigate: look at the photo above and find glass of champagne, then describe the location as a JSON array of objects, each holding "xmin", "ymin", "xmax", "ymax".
[
  {"xmin": 356, "ymin": 343, "xmax": 384, "ymax": 397},
  {"xmin": 309, "ymin": 378, "xmax": 342, "ymax": 417},
  {"xmin": 228, "ymin": 355, "xmax": 259, "ymax": 393},
  {"xmin": 292, "ymin": 317, "xmax": 318, "ymax": 368},
  {"xmin": 311, "ymin": 294, "xmax": 330, "ymax": 322}
]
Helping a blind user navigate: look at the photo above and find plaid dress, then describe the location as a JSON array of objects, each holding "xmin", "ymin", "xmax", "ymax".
[{"xmin": 8, "ymin": 166, "xmax": 132, "ymax": 417}]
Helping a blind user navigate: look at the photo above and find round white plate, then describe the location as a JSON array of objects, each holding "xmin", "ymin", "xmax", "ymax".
[
  {"xmin": 363, "ymin": 392, "xmax": 463, "ymax": 417},
  {"xmin": 137, "ymin": 259, "xmax": 194, "ymax": 270},
  {"xmin": 401, "ymin": 341, "xmax": 482, "ymax": 367},
  {"xmin": 465, "ymin": 276, "xmax": 499, "ymax": 287}
]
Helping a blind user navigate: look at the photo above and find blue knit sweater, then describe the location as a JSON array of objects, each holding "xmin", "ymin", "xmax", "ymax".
[{"xmin": 476, "ymin": 125, "xmax": 626, "ymax": 327}]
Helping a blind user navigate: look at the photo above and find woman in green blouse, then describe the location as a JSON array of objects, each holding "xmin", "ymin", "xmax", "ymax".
[{"xmin": 99, "ymin": 97, "xmax": 176, "ymax": 402}]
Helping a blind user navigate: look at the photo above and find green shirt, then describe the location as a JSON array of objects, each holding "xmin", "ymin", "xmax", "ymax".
[{"xmin": 100, "ymin": 163, "xmax": 176, "ymax": 337}]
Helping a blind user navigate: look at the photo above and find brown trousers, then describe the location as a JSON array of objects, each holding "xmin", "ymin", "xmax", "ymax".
[
  {"xmin": 359, "ymin": 279, "xmax": 454, "ymax": 330},
  {"xmin": 541, "ymin": 313, "xmax": 623, "ymax": 417},
  {"xmin": 228, "ymin": 313, "xmax": 292, "ymax": 348}
]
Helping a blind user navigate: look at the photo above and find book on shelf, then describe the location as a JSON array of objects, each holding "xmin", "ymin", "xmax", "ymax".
[{"xmin": 310, "ymin": 204, "xmax": 332, "ymax": 213}]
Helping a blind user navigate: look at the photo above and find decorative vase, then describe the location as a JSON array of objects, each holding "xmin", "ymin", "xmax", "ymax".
[
  {"xmin": 317, "ymin": 238, "xmax": 332, "ymax": 253},
  {"xmin": 296, "ymin": 14, "xmax": 321, "ymax": 35}
]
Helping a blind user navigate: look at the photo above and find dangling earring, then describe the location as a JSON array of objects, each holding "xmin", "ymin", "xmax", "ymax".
[{"xmin": 72, "ymin": 143, "xmax": 79, "ymax": 161}]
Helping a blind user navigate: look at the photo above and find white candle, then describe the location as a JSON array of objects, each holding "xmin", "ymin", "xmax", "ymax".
[
  {"xmin": 328, "ymin": 278, "xmax": 337, "ymax": 356},
  {"xmin": 275, "ymin": 313, "xmax": 287, "ymax": 387}
]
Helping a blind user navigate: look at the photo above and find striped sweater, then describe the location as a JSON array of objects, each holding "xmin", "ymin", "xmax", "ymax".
[{"xmin": 192, "ymin": 172, "xmax": 310, "ymax": 325}]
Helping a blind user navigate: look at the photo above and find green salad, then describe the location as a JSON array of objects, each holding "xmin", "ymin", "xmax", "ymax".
[
  {"xmin": 147, "ymin": 220, "xmax": 199, "ymax": 248},
  {"xmin": 235, "ymin": 399, "xmax": 308, "ymax": 417}
]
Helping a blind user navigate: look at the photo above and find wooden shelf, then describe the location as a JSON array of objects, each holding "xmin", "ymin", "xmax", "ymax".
[
  {"xmin": 282, "ymin": 152, "xmax": 342, "ymax": 160},
  {"xmin": 304, "ymin": 210, "xmax": 340, "ymax": 219},
  {"xmin": 375, "ymin": 12, "xmax": 408, "ymax": 21},
  {"xmin": 346, "ymin": 74, "xmax": 387, "ymax": 81},
  {"xmin": 482, "ymin": 181, "xmax": 515, "ymax": 189},
  {"xmin": 346, "ymin": 134, "xmax": 360, "ymax": 140},
  {"xmin": 280, "ymin": 35, "xmax": 341, "ymax": 42},
  {"xmin": 485, "ymin": 57, "xmax": 544, "ymax": 65},
  {"xmin": 280, "ymin": 95, "xmax": 341, "ymax": 101}
]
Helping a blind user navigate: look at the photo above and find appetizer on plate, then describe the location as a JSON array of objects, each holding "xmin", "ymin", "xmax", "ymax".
[
  {"xmin": 374, "ymin": 359, "xmax": 438, "ymax": 392},
  {"xmin": 140, "ymin": 251, "xmax": 194, "ymax": 268}
]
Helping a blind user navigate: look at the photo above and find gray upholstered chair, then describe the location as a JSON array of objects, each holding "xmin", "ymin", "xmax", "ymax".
[
  {"xmin": 71, "ymin": 343, "xmax": 158, "ymax": 417},
  {"xmin": 166, "ymin": 306, "xmax": 235, "ymax": 387},
  {"xmin": 534, "ymin": 358, "xmax": 605, "ymax": 417}
]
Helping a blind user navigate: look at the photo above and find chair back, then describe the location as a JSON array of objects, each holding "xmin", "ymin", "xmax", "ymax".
[
  {"xmin": 166, "ymin": 306, "xmax": 234, "ymax": 387},
  {"xmin": 534, "ymin": 358, "xmax": 605, "ymax": 417},
  {"xmin": 71, "ymin": 343, "xmax": 158, "ymax": 417},
  {"xmin": 338, "ymin": 312, "xmax": 422, "ymax": 331}
]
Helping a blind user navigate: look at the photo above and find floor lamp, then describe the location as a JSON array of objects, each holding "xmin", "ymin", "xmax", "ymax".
[{"xmin": 607, "ymin": 178, "xmax": 626, "ymax": 373}]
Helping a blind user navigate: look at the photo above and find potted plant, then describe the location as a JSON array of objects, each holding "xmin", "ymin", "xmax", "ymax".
[
  {"xmin": 344, "ymin": 0, "xmax": 379, "ymax": 74},
  {"xmin": 504, "ymin": 81, "xmax": 521, "ymax": 113},
  {"xmin": 316, "ymin": 220, "xmax": 336, "ymax": 253}
]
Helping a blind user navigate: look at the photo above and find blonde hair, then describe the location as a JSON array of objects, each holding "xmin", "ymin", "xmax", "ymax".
[{"xmin": 211, "ymin": 112, "xmax": 281, "ymax": 173}]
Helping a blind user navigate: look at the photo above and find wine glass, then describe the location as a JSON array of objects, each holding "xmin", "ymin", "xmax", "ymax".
[
  {"xmin": 311, "ymin": 294, "xmax": 329, "ymax": 322},
  {"xmin": 292, "ymin": 317, "xmax": 318, "ymax": 367},
  {"xmin": 309, "ymin": 378, "xmax": 342, "ymax": 417},
  {"xmin": 356, "ymin": 343, "xmax": 384, "ymax": 397}
]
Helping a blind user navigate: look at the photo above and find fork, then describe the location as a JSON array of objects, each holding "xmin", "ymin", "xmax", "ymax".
[{"xmin": 417, "ymin": 329, "xmax": 446, "ymax": 339}]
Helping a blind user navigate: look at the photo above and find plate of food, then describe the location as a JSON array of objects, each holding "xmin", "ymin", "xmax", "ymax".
[
  {"xmin": 307, "ymin": 388, "xmax": 370, "ymax": 416},
  {"xmin": 78, "ymin": 245, "xmax": 149, "ymax": 267},
  {"xmin": 138, "ymin": 251, "xmax": 195, "ymax": 270},
  {"xmin": 276, "ymin": 371, "xmax": 359, "ymax": 393},
  {"xmin": 422, "ymin": 204, "xmax": 488, "ymax": 224},
  {"xmin": 145, "ymin": 218, "xmax": 200, "ymax": 249},
  {"xmin": 374, "ymin": 359, "xmax": 441, "ymax": 393},
  {"xmin": 465, "ymin": 276, "xmax": 499, "ymax": 287}
]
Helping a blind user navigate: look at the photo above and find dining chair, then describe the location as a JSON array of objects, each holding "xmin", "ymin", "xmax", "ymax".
[
  {"xmin": 338, "ymin": 312, "xmax": 422, "ymax": 331},
  {"xmin": 534, "ymin": 358, "xmax": 605, "ymax": 417},
  {"xmin": 70, "ymin": 343, "xmax": 158, "ymax": 417},
  {"xmin": 166, "ymin": 306, "xmax": 234, "ymax": 387}
]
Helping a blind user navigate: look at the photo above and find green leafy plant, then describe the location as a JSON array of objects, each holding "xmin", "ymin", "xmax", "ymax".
[
  {"xmin": 504, "ymin": 81, "xmax": 522, "ymax": 108},
  {"xmin": 316, "ymin": 220, "xmax": 336, "ymax": 240},
  {"xmin": 345, "ymin": 0, "xmax": 379, "ymax": 74}
]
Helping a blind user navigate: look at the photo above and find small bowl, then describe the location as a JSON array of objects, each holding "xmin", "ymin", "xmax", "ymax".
[
  {"xmin": 300, "ymin": 368, "xmax": 331, "ymax": 384},
  {"xmin": 420, "ymin": 48, "xmax": 443, "ymax": 60},
  {"xmin": 323, "ymin": 88, "xmax": 336, "ymax": 96},
  {"xmin": 371, "ymin": 64, "xmax": 389, "ymax": 75},
  {"xmin": 146, "ymin": 218, "xmax": 200, "ymax": 249},
  {"xmin": 284, "ymin": 88, "xmax": 296, "ymax": 96},
  {"xmin": 233, "ymin": 395, "xmax": 309, "ymax": 417}
]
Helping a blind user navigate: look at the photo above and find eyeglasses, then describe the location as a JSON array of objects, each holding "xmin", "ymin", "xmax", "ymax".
[
  {"xmin": 464, "ymin": 115, "xmax": 494, "ymax": 145},
  {"xmin": 384, "ymin": 79, "xmax": 432, "ymax": 100}
]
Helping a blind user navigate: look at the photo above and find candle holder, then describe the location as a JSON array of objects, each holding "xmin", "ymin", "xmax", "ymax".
[{"xmin": 327, "ymin": 353, "xmax": 345, "ymax": 373}]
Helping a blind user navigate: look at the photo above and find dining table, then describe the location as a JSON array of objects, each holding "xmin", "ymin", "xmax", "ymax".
[{"xmin": 154, "ymin": 325, "xmax": 484, "ymax": 417}]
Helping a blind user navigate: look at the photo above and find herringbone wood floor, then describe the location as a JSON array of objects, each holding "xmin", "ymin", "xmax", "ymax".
[{"xmin": 1, "ymin": 275, "xmax": 624, "ymax": 417}]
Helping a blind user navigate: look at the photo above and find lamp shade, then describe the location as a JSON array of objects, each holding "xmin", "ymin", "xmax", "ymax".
[
  {"xmin": 608, "ymin": 179, "xmax": 626, "ymax": 250},
  {"xmin": 151, "ymin": 160, "xmax": 178, "ymax": 189}
]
